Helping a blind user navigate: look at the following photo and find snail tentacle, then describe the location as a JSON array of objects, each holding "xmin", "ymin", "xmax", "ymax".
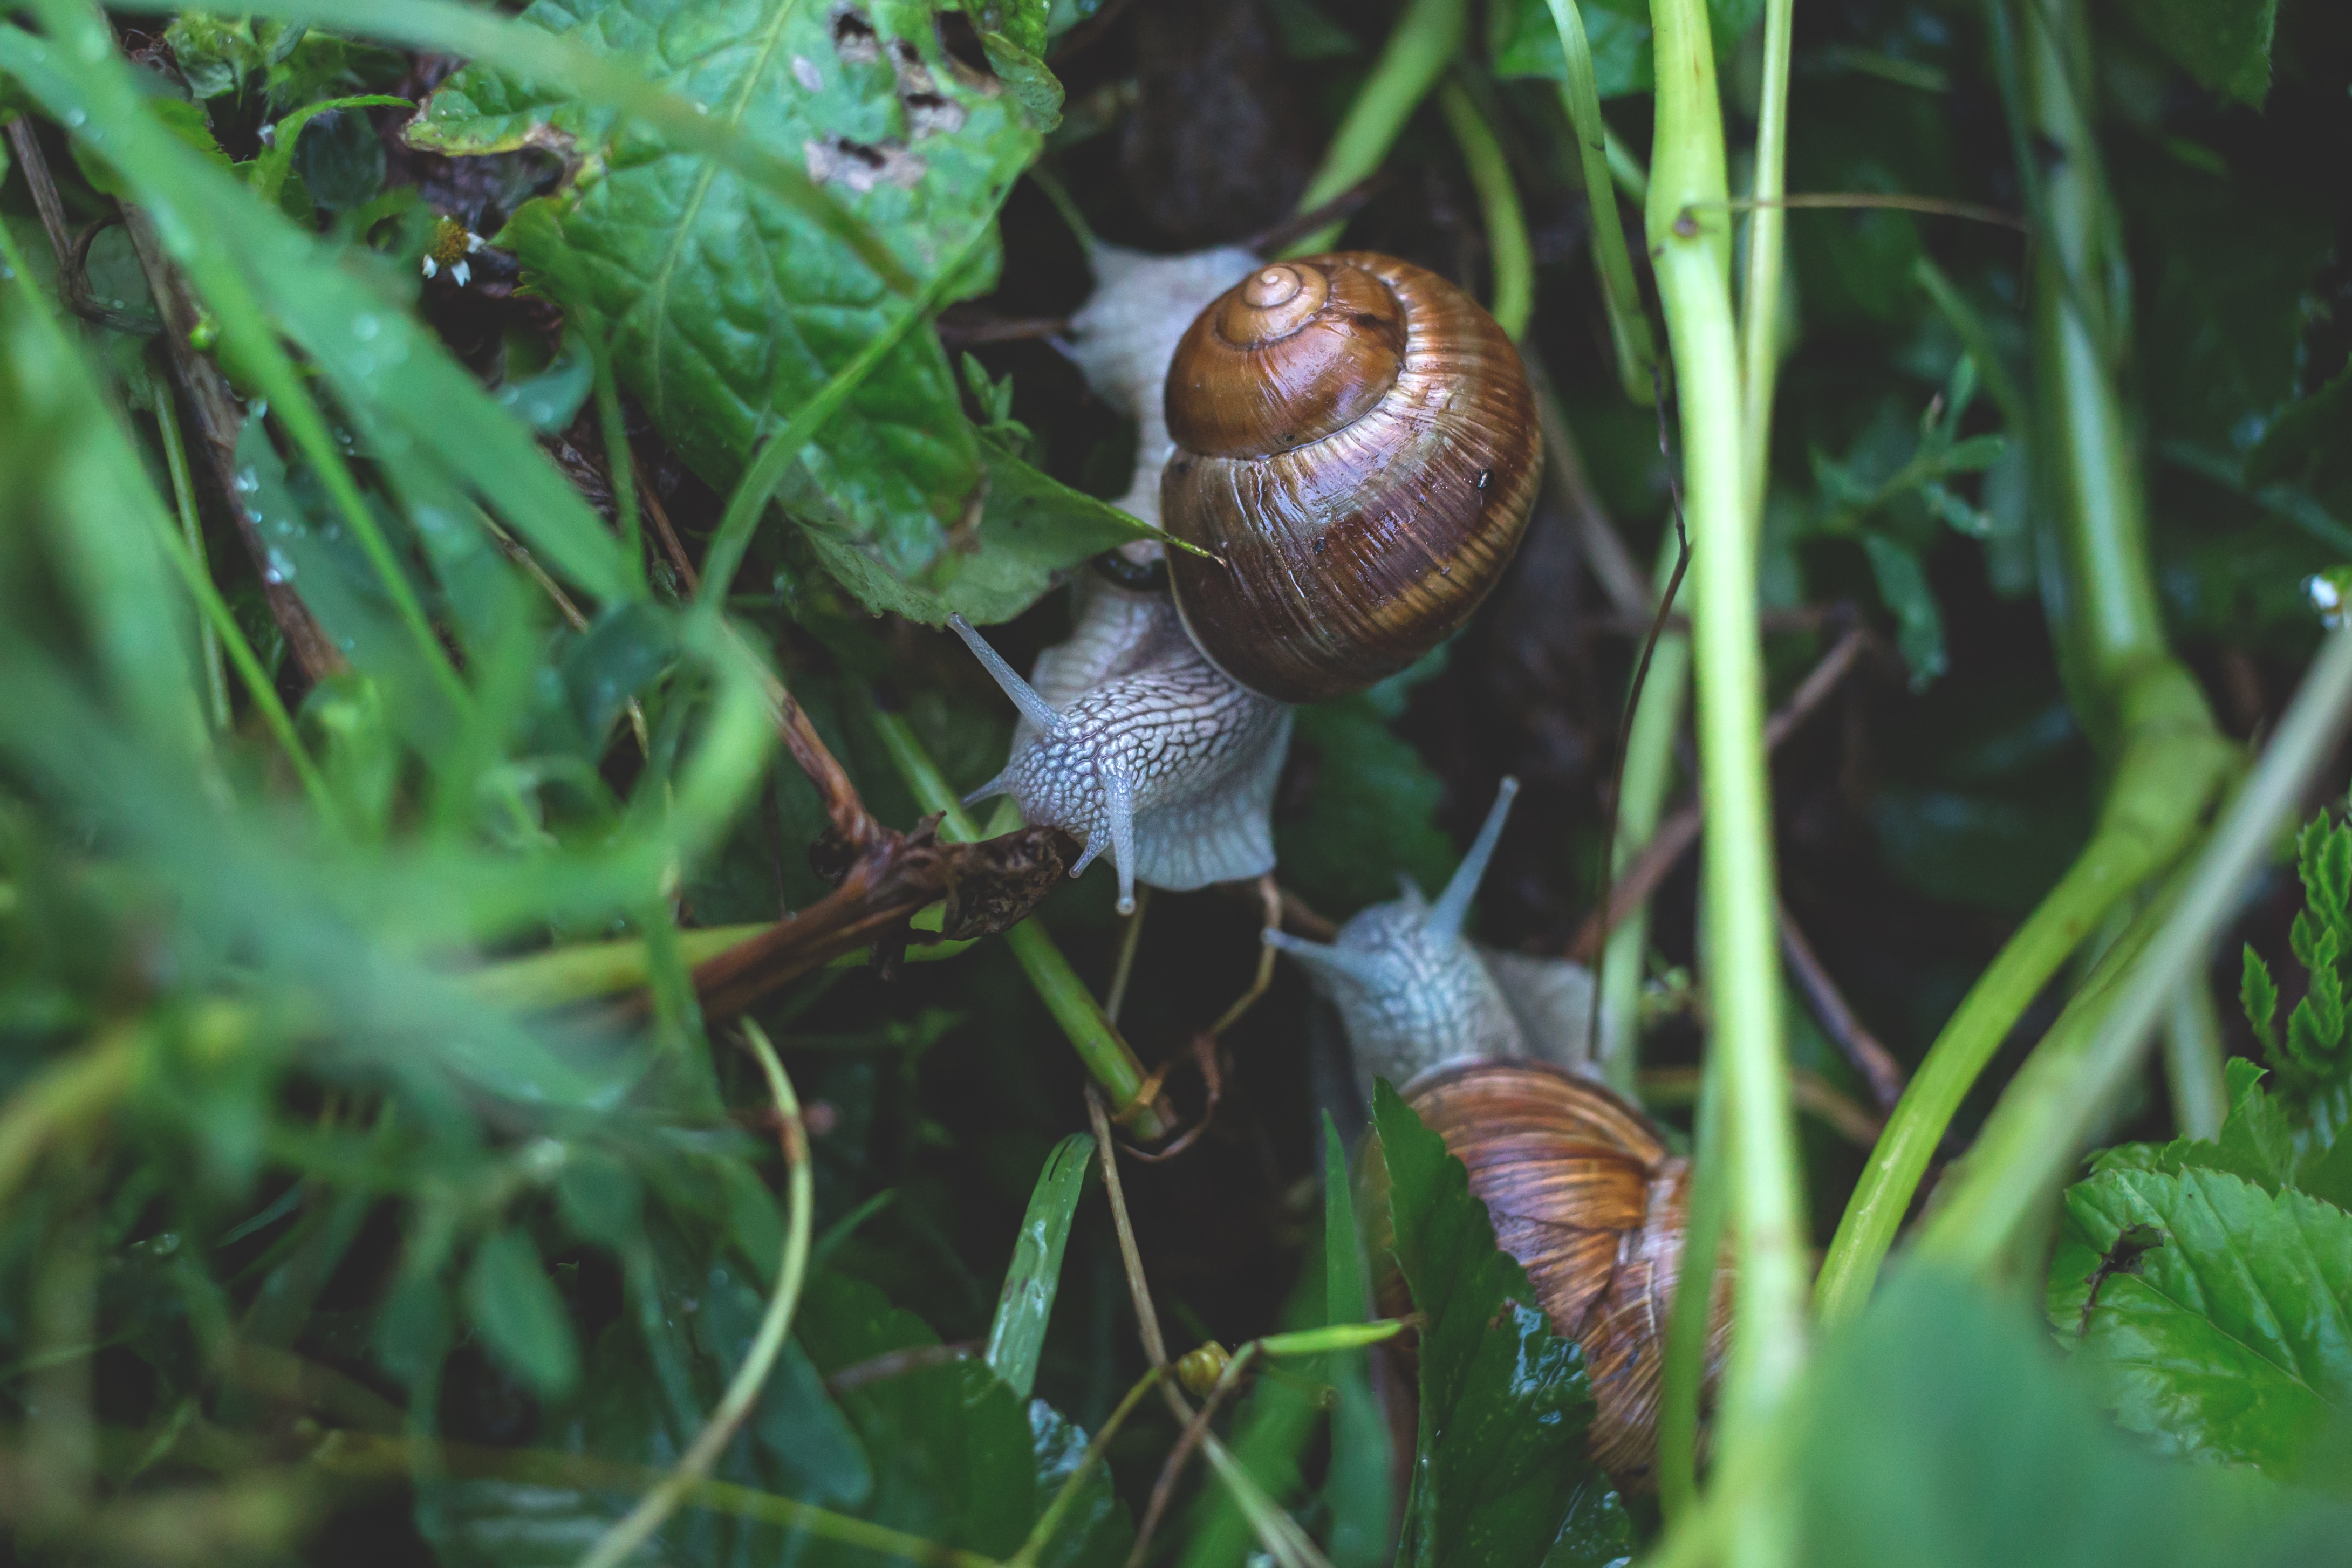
[
  {"xmin": 951, "ymin": 615, "xmax": 1064, "ymax": 734},
  {"xmin": 1427, "ymin": 775, "xmax": 1519, "ymax": 941}
]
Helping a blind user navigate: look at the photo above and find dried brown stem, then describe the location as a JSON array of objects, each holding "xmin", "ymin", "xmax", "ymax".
[
  {"xmin": 1125, "ymin": 1345, "xmax": 1254, "ymax": 1568},
  {"xmin": 822, "ymin": 1340, "xmax": 981, "ymax": 1396},
  {"xmin": 1566, "ymin": 624, "xmax": 1875, "ymax": 962},
  {"xmin": 1640, "ymin": 1065, "xmax": 1883, "ymax": 1148},
  {"xmin": 120, "ymin": 209, "xmax": 345, "ymax": 684},
  {"xmin": 634, "ymin": 455, "xmax": 701, "ymax": 595},
  {"xmin": 1776, "ymin": 897, "xmax": 1908, "ymax": 1113},
  {"xmin": 1085, "ymin": 1086, "xmax": 1196, "ymax": 1426},
  {"xmin": 1527, "ymin": 350, "xmax": 1651, "ymax": 620}
]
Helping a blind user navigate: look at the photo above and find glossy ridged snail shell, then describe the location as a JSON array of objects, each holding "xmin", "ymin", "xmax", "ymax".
[
  {"xmin": 1273, "ymin": 779, "xmax": 1729, "ymax": 1490},
  {"xmin": 1160, "ymin": 252, "xmax": 1543, "ymax": 704}
]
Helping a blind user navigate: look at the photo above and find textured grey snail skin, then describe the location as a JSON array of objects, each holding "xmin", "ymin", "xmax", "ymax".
[
  {"xmin": 945, "ymin": 245, "xmax": 1291, "ymax": 916},
  {"xmin": 1064, "ymin": 244, "xmax": 1261, "ymax": 528},
  {"xmin": 1267, "ymin": 778, "xmax": 1602, "ymax": 1101},
  {"xmin": 952, "ymin": 574, "xmax": 1292, "ymax": 916}
]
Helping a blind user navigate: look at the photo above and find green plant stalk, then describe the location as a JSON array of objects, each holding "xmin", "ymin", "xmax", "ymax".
[
  {"xmin": 867, "ymin": 707, "xmax": 1166, "ymax": 1139},
  {"xmin": 1655, "ymin": 1025, "xmax": 1725, "ymax": 1524},
  {"xmin": 1283, "ymin": 0, "xmax": 1468, "ymax": 257},
  {"xmin": 2015, "ymin": 0, "xmax": 2165, "ymax": 734},
  {"xmin": 2161, "ymin": 964, "xmax": 2228, "ymax": 1141},
  {"xmin": 696, "ymin": 202, "xmax": 1006, "ymax": 608},
  {"xmin": 1599, "ymin": 532, "xmax": 1691, "ymax": 1098},
  {"xmin": 1542, "ymin": 0, "xmax": 1659, "ymax": 401},
  {"xmin": 577, "ymin": 1021, "xmax": 811, "ymax": 1568},
  {"xmin": 1910, "ymin": 255, "xmax": 2028, "ymax": 433},
  {"xmin": 322, "ymin": 1434, "xmax": 1000, "ymax": 1568},
  {"xmin": 1008, "ymin": 1365, "xmax": 1168, "ymax": 1567},
  {"xmin": 1812, "ymin": 685, "xmax": 2233, "ymax": 1324},
  {"xmin": 1816, "ymin": 0, "xmax": 2236, "ymax": 1322},
  {"xmin": 151, "ymin": 382, "xmax": 233, "ymax": 730},
  {"xmin": 1738, "ymin": 0, "xmax": 1796, "ymax": 516},
  {"xmin": 1922, "ymin": 628, "xmax": 2352, "ymax": 1265},
  {"xmin": 464, "ymin": 923, "xmax": 971, "ymax": 1010},
  {"xmin": 1606, "ymin": 127, "xmax": 1650, "ymax": 201},
  {"xmin": 1435, "ymin": 81, "xmax": 1533, "ymax": 340},
  {"xmin": 589, "ymin": 333, "xmax": 644, "ymax": 581},
  {"xmin": 1644, "ymin": 0, "xmax": 1809, "ymax": 1504}
]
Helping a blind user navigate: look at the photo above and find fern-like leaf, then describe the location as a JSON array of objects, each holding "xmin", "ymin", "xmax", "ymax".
[{"xmin": 2242, "ymin": 946, "xmax": 2280, "ymax": 1057}]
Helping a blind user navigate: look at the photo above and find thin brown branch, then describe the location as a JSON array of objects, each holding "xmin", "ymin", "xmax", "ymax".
[
  {"xmin": 934, "ymin": 309, "xmax": 1071, "ymax": 347},
  {"xmin": 661, "ymin": 817, "xmax": 1077, "ymax": 1023},
  {"xmin": 1775, "ymin": 897, "xmax": 1908, "ymax": 1113},
  {"xmin": 1527, "ymin": 351, "xmax": 1652, "ymax": 620},
  {"xmin": 822, "ymin": 1340, "xmax": 981, "ymax": 1396},
  {"xmin": 120, "ymin": 209, "xmax": 345, "ymax": 684},
  {"xmin": 1125, "ymin": 1345, "xmax": 1254, "ymax": 1568},
  {"xmin": 1567, "ymin": 624, "xmax": 1876, "ymax": 962},
  {"xmin": 633, "ymin": 454, "xmax": 701, "ymax": 595},
  {"xmin": 1640, "ymin": 1066, "xmax": 1883, "ymax": 1148},
  {"xmin": 1085, "ymin": 1086, "xmax": 1198, "ymax": 1426}
]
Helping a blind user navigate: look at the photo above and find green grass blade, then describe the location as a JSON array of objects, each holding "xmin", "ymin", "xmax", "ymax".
[{"xmin": 983, "ymin": 1132, "xmax": 1094, "ymax": 1401}]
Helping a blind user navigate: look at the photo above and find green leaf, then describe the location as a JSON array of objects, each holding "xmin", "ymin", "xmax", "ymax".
[
  {"xmin": 2093, "ymin": 1057, "xmax": 2295, "ymax": 1194},
  {"xmin": 1859, "ymin": 531, "xmax": 1947, "ymax": 690},
  {"xmin": 416, "ymin": 0, "xmax": 1043, "ymax": 600},
  {"xmin": 1025, "ymin": 1400, "xmax": 1133, "ymax": 1568},
  {"xmin": 1372, "ymin": 1082, "xmax": 1631, "ymax": 1567},
  {"xmin": 1804, "ymin": 1265, "xmax": 2351, "ymax": 1567},
  {"xmin": 791, "ymin": 1270, "xmax": 1042, "ymax": 1559},
  {"xmin": 2245, "ymin": 945, "xmax": 2281, "ymax": 1056},
  {"xmin": 982, "ymin": 1131, "xmax": 1091, "ymax": 1401},
  {"xmin": 1487, "ymin": 0, "xmax": 1652, "ymax": 99},
  {"xmin": 464, "ymin": 1227, "xmax": 582, "ymax": 1399},
  {"xmin": 2119, "ymin": 0, "xmax": 2278, "ymax": 108},
  {"xmin": 793, "ymin": 440, "xmax": 1160, "ymax": 625},
  {"xmin": 2049, "ymin": 1166, "xmax": 2352, "ymax": 1482},
  {"xmin": 1274, "ymin": 692, "xmax": 1457, "ymax": 915}
]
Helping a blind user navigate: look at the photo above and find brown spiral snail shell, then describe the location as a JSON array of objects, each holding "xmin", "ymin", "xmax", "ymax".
[
  {"xmin": 1273, "ymin": 779, "xmax": 1731, "ymax": 1490},
  {"xmin": 952, "ymin": 247, "xmax": 1542, "ymax": 911},
  {"xmin": 1161, "ymin": 252, "xmax": 1543, "ymax": 704}
]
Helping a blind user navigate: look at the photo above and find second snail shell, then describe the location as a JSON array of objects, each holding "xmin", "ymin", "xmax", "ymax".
[{"xmin": 1161, "ymin": 252, "xmax": 1543, "ymax": 704}]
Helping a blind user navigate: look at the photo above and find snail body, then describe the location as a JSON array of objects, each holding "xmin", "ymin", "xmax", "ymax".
[
  {"xmin": 954, "ymin": 247, "xmax": 1537, "ymax": 912},
  {"xmin": 952, "ymin": 575, "xmax": 1290, "ymax": 915},
  {"xmin": 1271, "ymin": 779, "xmax": 1729, "ymax": 1491}
]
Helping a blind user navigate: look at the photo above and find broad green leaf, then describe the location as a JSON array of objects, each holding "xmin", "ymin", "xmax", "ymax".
[
  {"xmin": 1372, "ymin": 1082, "xmax": 1632, "ymax": 1567},
  {"xmin": 1025, "ymin": 1399, "xmax": 1133, "ymax": 1568},
  {"xmin": 791, "ymin": 439, "xmax": 1157, "ymax": 625},
  {"xmin": 465, "ymin": 1227, "xmax": 583, "ymax": 1399},
  {"xmin": 416, "ymin": 0, "xmax": 1041, "ymax": 593},
  {"xmin": 1803, "ymin": 1266, "xmax": 2351, "ymax": 1567},
  {"xmin": 2121, "ymin": 0, "xmax": 2278, "ymax": 107},
  {"xmin": 2049, "ymin": 1166, "xmax": 2352, "ymax": 1481}
]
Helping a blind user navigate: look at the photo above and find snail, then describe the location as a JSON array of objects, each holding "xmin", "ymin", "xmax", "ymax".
[
  {"xmin": 952, "ymin": 248, "xmax": 1542, "ymax": 912},
  {"xmin": 1272, "ymin": 778, "xmax": 1731, "ymax": 1491}
]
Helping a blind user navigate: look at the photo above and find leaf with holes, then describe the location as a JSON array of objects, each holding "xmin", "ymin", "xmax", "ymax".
[
  {"xmin": 415, "ymin": 0, "xmax": 1041, "ymax": 592},
  {"xmin": 2049, "ymin": 1165, "xmax": 2352, "ymax": 1483}
]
